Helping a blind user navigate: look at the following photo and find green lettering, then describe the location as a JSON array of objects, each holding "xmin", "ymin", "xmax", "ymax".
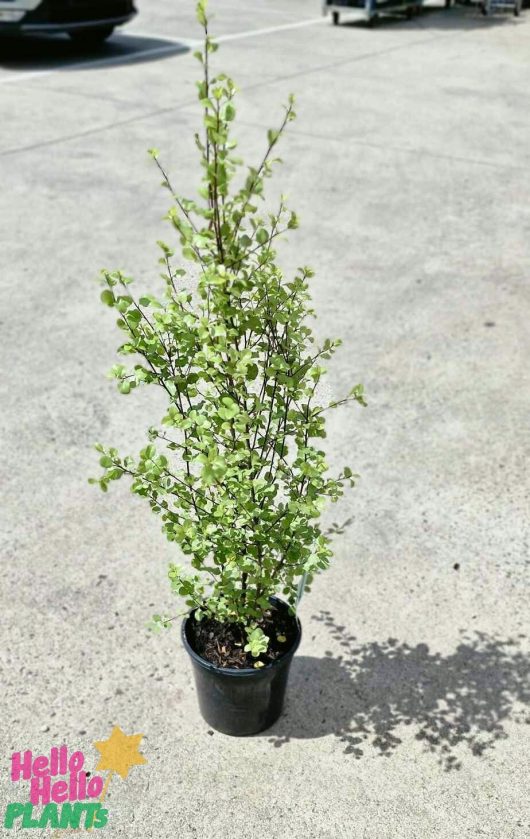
[
  {"xmin": 38, "ymin": 804, "xmax": 59, "ymax": 829},
  {"xmin": 59, "ymin": 802, "xmax": 82, "ymax": 830},
  {"xmin": 21, "ymin": 804, "xmax": 40, "ymax": 829},
  {"xmin": 3, "ymin": 803, "xmax": 24, "ymax": 829},
  {"xmin": 93, "ymin": 806, "xmax": 109, "ymax": 829},
  {"xmin": 83, "ymin": 803, "xmax": 99, "ymax": 829}
]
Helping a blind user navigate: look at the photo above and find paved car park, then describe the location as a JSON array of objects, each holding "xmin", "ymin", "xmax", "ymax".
[{"xmin": 1, "ymin": 2, "xmax": 529, "ymax": 837}]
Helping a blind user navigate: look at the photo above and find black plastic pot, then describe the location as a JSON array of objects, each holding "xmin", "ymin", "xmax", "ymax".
[{"xmin": 182, "ymin": 597, "xmax": 301, "ymax": 736}]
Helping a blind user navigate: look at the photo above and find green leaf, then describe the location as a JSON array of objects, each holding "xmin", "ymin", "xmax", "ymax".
[
  {"xmin": 218, "ymin": 396, "xmax": 239, "ymax": 420},
  {"xmin": 196, "ymin": 0, "xmax": 207, "ymax": 26},
  {"xmin": 244, "ymin": 627, "xmax": 269, "ymax": 657},
  {"xmin": 127, "ymin": 309, "xmax": 141, "ymax": 325},
  {"xmin": 245, "ymin": 363, "xmax": 259, "ymax": 381},
  {"xmin": 100, "ymin": 289, "xmax": 115, "ymax": 307}
]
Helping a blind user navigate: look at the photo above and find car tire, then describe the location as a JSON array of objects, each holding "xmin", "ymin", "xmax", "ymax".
[{"xmin": 69, "ymin": 25, "xmax": 115, "ymax": 45}]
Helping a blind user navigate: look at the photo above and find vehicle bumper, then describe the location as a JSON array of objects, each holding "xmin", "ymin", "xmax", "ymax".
[{"xmin": 0, "ymin": 1, "xmax": 136, "ymax": 34}]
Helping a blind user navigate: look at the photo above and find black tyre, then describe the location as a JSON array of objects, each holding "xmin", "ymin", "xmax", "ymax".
[
  {"xmin": 332, "ymin": 10, "xmax": 340, "ymax": 23},
  {"xmin": 69, "ymin": 25, "xmax": 115, "ymax": 45}
]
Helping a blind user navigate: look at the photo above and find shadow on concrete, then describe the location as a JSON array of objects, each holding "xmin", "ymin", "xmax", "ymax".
[
  {"xmin": 0, "ymin": 32, "xmax": 189, "ymax": 73},
  {"xmin": 335, "ymin": 3, "xmax": 524, "ymax": 29},
  {"xmin": 268, "ymin": 611, "xmax": 530, "ymax": 770}
]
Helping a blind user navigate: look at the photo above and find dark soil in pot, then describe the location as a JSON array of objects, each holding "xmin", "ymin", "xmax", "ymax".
[{"xmin": 188, "ymin": 601, "xmax": 299, "ymax": 669}]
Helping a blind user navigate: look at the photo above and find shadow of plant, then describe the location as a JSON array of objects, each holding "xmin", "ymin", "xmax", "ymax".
[{"xmin": 268, "ymin": 612, "xmax": 530, "ymax": 770}]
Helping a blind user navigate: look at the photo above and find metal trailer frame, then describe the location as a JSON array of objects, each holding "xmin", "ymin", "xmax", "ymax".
[
  {"xmin": 322, "ymin": 0, "xmax": 422, "ymax": 25},
  {"xmin": 480, "ymin": 0, "xmax": 521, "ymax": 14}
]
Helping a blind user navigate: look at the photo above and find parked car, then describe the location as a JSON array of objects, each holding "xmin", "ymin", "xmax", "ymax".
[{"xmin": 0, "ymin": 0, "xmax": 137, "ymax": 44}]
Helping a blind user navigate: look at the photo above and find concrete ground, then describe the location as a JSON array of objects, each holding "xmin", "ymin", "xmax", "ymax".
[{"xmin": 1, "ymin": 1, "xmax": 529, "ymax": 836}]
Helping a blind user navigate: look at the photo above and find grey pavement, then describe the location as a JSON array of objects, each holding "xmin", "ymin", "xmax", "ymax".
[{"xmin": 1, "ymin": 1, "xmax": 529, "ymax": 837}]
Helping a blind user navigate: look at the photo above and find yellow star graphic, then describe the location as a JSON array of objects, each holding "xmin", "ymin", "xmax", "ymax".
[{"xmin": 93, "ymin": 726, "xmax": 147, "ymax": 781}]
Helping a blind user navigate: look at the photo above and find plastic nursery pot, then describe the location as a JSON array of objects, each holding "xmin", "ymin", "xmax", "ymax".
[{"xmin": 182, "ymin": 596, "xmax": 302, "ymax": 736}]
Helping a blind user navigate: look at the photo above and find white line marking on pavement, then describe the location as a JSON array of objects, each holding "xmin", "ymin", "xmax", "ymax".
[
  {"xmin": 132, "ymin": 17, "xmax": 326, "ymax": 47},
  {"xmin": 0, "ymin": 16, "xmax": 326, "ymax": 86},
  {"xmin": 216, "ymin": 16, "xmax": 326, "ymax": 42}
]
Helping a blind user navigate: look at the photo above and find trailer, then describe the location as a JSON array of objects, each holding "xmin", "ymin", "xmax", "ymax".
[
  {"xmin": 323, "ymin": 0, "xmax": 422, "ymax": 25},
  {"xmin": 480, "ymin": 0, "xmax": 522, "ymax": 14}
]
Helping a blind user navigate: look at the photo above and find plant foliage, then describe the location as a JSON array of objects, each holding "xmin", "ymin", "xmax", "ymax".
[{"xmin": 92, "ymin": 0, "xmax": 366, "ymax": 653}]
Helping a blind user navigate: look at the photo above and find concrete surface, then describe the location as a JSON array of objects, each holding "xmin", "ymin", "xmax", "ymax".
[{"xmin": 1, "ymin": 1, "xmax": 530, "ymax": 837}]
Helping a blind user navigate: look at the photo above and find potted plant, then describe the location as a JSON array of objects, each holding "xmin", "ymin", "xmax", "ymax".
[{"xmin": 92, "ymin": 0, "xmax": 366, "ymax": 736}]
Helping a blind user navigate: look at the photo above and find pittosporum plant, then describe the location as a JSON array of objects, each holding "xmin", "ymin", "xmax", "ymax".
[{"xmin": 92, "ymin": 0, "xmax": 366, "ymax": 659}]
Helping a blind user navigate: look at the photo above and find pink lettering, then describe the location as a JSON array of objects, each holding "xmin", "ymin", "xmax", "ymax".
[
  {"xmin": 33, "ymin": 755, "xmax": 49, "ymax": 777},
  {"xmin": 87, "ymin": 776, "xmax": 104, "ymax": 798},
  {"xmin": 11, "ymin": 750, "xmax": 33, "ymax": 782},
  {"xmin": 51, "ymin": 780, "xmax": 68, "ymax": 803},
  {"xmin": 30, "ymin": 774, "xmax": 51, "ymax": 805},
  {"xmin": 69, "ymin": 751, "xmax": 84, "ymax": 774},
  {"xmin": 59, "ymin": 745, "xmax": 68, "ymax": 775}
]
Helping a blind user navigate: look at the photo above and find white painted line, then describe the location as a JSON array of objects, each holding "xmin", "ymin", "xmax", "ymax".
[
  {"xmin": 0, "ymin": 16, "xmax": 326, "ymax": 86},
  {"xmin": 132, "ymin": 17, "xmax": 326, "ymax": 47},
  {"xmin": 215, "ymin": 16, "xmax": 326, "ymax": 42}
]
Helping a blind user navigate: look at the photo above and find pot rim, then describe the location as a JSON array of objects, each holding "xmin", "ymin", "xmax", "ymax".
[{"xmin": 181, "ymin": 595, "xmax": 302, "ymax": 676}]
